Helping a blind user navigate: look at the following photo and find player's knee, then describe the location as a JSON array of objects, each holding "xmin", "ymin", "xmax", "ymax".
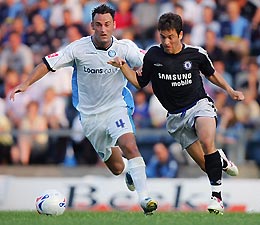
[
  {"xmin": 111, "ymin": 166, "xmax": 124, "ymax": 176},
  {"xmin": 109, "ymin": 162, "xmax": 125, "ymax": 176}
]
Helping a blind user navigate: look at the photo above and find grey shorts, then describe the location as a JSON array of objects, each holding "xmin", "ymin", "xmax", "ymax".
[{"xmin": 166, "ymin": 98, "xmax": 217, "ymax": 149}]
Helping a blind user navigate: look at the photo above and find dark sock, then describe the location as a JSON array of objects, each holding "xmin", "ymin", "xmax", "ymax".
[{"xmin": 204, "ymin": 151, "xmax": 223, "ymax": 199}]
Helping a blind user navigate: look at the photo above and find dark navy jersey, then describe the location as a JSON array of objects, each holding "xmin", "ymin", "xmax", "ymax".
[{"xmin": 137, "ymin": 43, "xmax": 215, "ymax": 112}]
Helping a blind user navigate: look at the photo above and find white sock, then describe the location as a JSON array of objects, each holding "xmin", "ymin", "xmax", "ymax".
[
  {"xmin": 128, "ymin": 157, "xmax": 149, "ymax": 202},
  {"xmin": 122, "ymin": 157, "xmax": 128, "ymax": 173}
]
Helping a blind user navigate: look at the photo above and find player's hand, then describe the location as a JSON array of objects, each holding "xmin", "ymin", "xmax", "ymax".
[
  {"xmin": 107, "ymin": 57, "xmax": 126, "ymax": 68},
  {"xmin": 9, "ymin": 83, "xmax": 29, "ymax": 101},
  {"xmin": 229, "ymin": 89, "xmax": 245, "ymax": 101}
]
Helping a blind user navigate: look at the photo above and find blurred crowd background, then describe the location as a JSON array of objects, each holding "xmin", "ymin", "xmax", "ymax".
[{"xmin": 0, "ymin": 0, "xmax": 260, "ymax": 177}]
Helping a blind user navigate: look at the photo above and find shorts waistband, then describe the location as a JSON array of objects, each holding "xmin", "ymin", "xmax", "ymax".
[{"xmin": 167, "ymin": 101, "xmax": 198, "ymax": 117}]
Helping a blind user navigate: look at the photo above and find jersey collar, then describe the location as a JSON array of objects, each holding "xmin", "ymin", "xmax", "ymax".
[{"xmin": 91, "ymin": 36, "xmax": 114, "ymax": 51}]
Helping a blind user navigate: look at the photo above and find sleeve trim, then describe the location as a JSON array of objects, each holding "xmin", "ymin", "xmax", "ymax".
[{"xmin": 42, "ymin": 57, "xmax": 56, "ymax": 72}]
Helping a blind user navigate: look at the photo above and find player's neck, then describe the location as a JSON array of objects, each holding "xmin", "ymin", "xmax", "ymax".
[
  {"xmin": 91, "ymin": 36, "xmax": 113, "ymax": 50},
  {"xmin": 173, "ymin": 42, "xmax": 183, "ymax": 54}
]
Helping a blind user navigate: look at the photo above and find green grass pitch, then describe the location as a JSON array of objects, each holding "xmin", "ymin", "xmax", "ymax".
[{"xmin": 0, "ymin": 211, "xmax": 259, "ymax": 225}]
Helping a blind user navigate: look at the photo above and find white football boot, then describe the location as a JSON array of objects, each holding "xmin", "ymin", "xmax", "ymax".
[
  {"xmin": 218, "ymin": 149, "xmax": 239, "ymax": 176},
  {"xmin": 208, "ymin": 196, "xmax": 224, "ymax": 215},
  {"xmin": 125, "ymin": 171, "xmax": 135, "ymax": 191},
  {"xmin": 140, "ymin": 197, "xmax": 158, "ymax": 215}
]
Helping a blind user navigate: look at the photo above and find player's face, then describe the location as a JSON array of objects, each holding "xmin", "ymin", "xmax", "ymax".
[
  {"xmin": 91, "ymin": 13, "xmax": 115, "ymax": 49},
  {"xmin": 159, "ymin": 29, "xmax": 183, "ymax": 54}
]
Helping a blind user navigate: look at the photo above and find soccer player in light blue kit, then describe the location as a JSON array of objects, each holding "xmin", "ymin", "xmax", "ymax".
[{"xmin": 10, "ymin": 4, "xmax": 157, "ymax": 215}]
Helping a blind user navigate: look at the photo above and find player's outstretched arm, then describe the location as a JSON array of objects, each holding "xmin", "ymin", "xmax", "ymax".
[
  {"xmin": 207, "ymin": 71, "xmax": 245, "ymax": 101},
  {"xmin": 108, "ymin": 57, "xmax": 141, "ymax": 89},
  {"xmin": 10, "ymin": 62, "xmax": 49, "ymax": 101}
]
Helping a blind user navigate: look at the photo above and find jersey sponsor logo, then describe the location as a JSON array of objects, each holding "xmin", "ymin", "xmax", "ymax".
[
  {"xmin": 108, "ymin": 50, "xmax": 116, "ymax": 57},
  {"xmin": 183, "ymin": 61, "xmax": 192, "ymax": 70},
  {"xmin": 158, "ymin": 72, "xmax": 192, "ymax": 87},
  {"xmin": 83, "ymin": 66, "xmax": 118, "ymax": 74},
  {"xmin": 47, "ymin": 52, "xmax": 59, "ymax": 58},
  {"xmin": 158, "ymin": 73, "xmax": 192, "ymax": 80}
]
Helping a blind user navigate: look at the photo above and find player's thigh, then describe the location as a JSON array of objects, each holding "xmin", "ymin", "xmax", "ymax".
[{"xmin": 195, "ymin": 116, "xmax": 216, "ymax": 152}]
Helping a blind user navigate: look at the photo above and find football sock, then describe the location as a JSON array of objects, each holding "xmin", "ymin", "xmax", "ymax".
[
  {"xmin": 128, "ymin": 156, "xmax": 148, "ymax": 202},
  {"xmin": 205, "ymin": 151, "xmax": 223, "ymax": 200},
  {"xmin": 122, "ymin": 157, "xmax": 128, "ymax": 173}
]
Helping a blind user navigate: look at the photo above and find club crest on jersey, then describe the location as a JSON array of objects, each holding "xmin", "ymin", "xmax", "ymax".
[
  {"xmin": 108, "ymin": 50, "xmax": 116, "ymax": 57},
  {"xmin": 183, "ymin": 61, "xmax": 192, "ymax": 70}
]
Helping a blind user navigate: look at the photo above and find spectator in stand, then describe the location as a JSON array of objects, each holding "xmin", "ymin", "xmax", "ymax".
[
  {"xmin": 0, "ymin": 31, "xmax": 34, "ymax": 79},
  {"xmin": 251, "ymin": 7, "xmax": 260, "ymax": 55},
  {"xmin": 114, "ymin": 0, "xmax": 134, "ymax": 39},
  {"xmin": 0, "ymin": 99, "xmax": 13, "ymax": 164},
  {"xmin": 25, "ymin": 13, "xmax": 56, "ymax": 56},
  {"xmin": 63, "ymin": 0, "xmax": 83, "ymax": 24},
  {"xmin": 0, "ymin": 0, "xmax": 26, "ymax": 25},
  {"xmin": 5, "ymin": 81, "xmax": 32, "ymax": 129},
  {"xmin": 65, "ymin": 25, "xmax": 84, "ymax": 45},
  {"xmin": 202, "ymin": 29, "xmax": 224, "ymax": 62},
  {"xmin": 1, "ymin": 16, "xmax": 26, "ymax": 44},
  {"xmin": 238, "ymin": 0, "xmax": 258, "ymax": 22},
  {"xmin": 55, "ymin": 9, "xmax": 86, "ymax": 47},
  {"xmin": 234, "ymin": 89, "xmax": 260, "ymax": 128},
  {"xmin": 49, "ymin": 0, "xmax": 65, "ymax": 28},
  {"xmin": 133, "ymin": 89, "xmax": 151, "ymax": 129},
  {"xmin": 181, "ymin": 0, "xmax": 216, "ymax": 27},
  {"xmin": 1, "ymin": 69, "xmax": 20, "ymax": 98},
  {"xmin": 219, "ymin": 0, "xmax": 251, "ymax": 75},
  {"xmin": 70, "ymin": 114, "xmax": 99, "ymax": 165},
  {"xmin": 174, "ymin": 3, "xmax": 192, "ymax": 45},
  {"xmin": 146, "ymin": 142, "xmax": 178, "ymax": 178},
  {"xmin": 158, "ymin": 0, "xmax": 177, "ymax": 18},
  {"xmin": 190, "ymin": 5, "xmax": 220, "ymax": 46},
  {"xmin": 236, "ymin": 57, "xmax": 260, "ymax": 101},
  {"xmin": 12, "ymin": 100, "xmax": 48, "ymax": 165},
  {"xmin": 40, "ymin": 86, "xmax": 69, "ymax": 164},
  {"xmin": 37, "ymin": 0, "xmax": 51, "ymax": 23},
  {"xmin": 216, "ymin": 105, "xmax": 245, "ymax": 165},
  {"xmin": 132, "ymin": 0, "xmax": 159, "ymax": 48}
]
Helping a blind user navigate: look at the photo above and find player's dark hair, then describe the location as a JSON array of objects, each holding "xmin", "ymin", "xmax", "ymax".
[
  {"xmin": 92, "ymin": 4, "xmax": 115, "ymax": 21},
  {"xmin": 158, "ymin": 13, "xmax": 183, "ymax": 35}
]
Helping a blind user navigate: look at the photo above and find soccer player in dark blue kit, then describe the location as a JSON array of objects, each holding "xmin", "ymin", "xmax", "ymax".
[{"xmin": 108, "ymin": 12, "xmax": 245, "ymax": 215}]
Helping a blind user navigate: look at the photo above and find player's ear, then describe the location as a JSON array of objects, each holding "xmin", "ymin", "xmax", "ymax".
[
  {"xmin": 113, "ymin": 21, "xmax": 116, "ymax": 29},
  {"xmin": 91, "ymin": 21, "xmax": 94, "ymax": 30},
  {"xmin": 179, "ymin": 31, "xmax": 183, "ymax": 40}
]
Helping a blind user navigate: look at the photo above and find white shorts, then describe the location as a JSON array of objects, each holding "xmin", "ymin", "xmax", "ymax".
[
  {"xmin": 80, "ymin": 106, "xmax": 135, "ymax": 162},
  {"xmin": 166, "ymin": 98, "xmax": 217, "ymax": 149}
]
